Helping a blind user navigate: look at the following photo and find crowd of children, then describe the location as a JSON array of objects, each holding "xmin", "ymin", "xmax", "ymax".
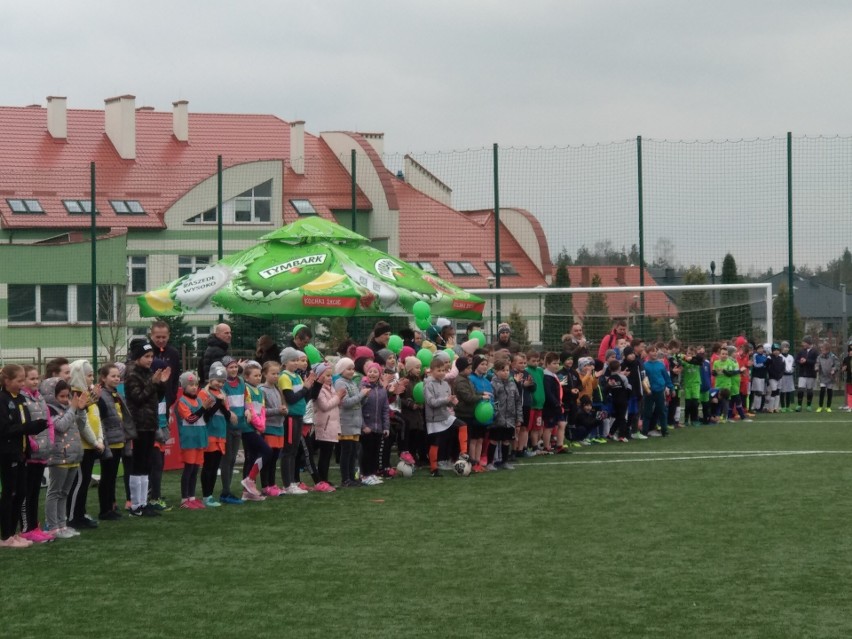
[{"xmin": 1, "ymin": 324, "xmax": 851, "ymax": 548}]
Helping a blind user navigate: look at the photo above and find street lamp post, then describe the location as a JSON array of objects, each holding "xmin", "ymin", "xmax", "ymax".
[
  {"xmin": 710, "ymin": 260, "xmax": 717, "ymax": 329},
  {"xmin": 841, "ymin": 283, "xmax": 848, "ymax": 349}
]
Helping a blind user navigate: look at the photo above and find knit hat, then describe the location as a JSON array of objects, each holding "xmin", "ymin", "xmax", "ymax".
[
  {"xmin": 335, "ymin": 357, "xmax": 354, "ymax": 375},
  {"xmin": 471, "ymin": 355, "xmax": 486, "ymax": 371},
  {"xmin": 578, "ymin": 357, "xmax": 593, "ymax": 369},
  {"xmin": 726, "ymin": 345, "xmax": 736, "ymax": 355},
  {"xmin": 354, "ymin": 346, "xmax": 375, "ymax": 360},
  {"xmin": 129, "ymin": 339, "xmax": 152, "ymax": 361},
  {"xmin": 69, "ymin": 359, "xmax": 93, "ymax": 393},
  {"xmin": 208, "ymin": 362, "xmax": 227, "ymax": 382},
  {"xmin": 221, "ymin": 355, "xmax": 236, "ymax": 367},
  {"xmin": 781, "ymin": 341, "xmax": 790, "ymax": 349},
  {"xmin": 179, "ymin": 371, "xmax": 199, "ymax": 389},
  {"xmin": 377, "ymin": 348, "xmax": 393, "ymax": 362},
  {"xmin": 455, "ymin": 357, "xmax": 471, "ymax": 374},
  {"xmin": 497, "ymin": 322, "xmax": 511, "ymax": 335},
  {"xmin": 772, "ymin": 343, "xmax": 781, "ymax": 352},
  {"xmin": 365, "ymin": 361, "xmax": 383, "ymax": 375},
  {"xmin": 404, "ymin": 356, "xmax": 422, "ymax": 373},
  {"xmin": 435, "ymin": 317, "xmax": 451, "ymax": 329},
  {"xmin": 400, "ymin": 345, "xmax": 416, "ymax": 362},
  {"xmin": 313, "ymin": 362, "xmax": 330, "ymax": 378},
  {"xmin": 735, "ymin": 336, "xmax": 747, "ymax": 348},
  {"xmin": 432, "ymin": 351, "xmax": 450, "ymax": 365},
  {"xmin": 460, "ymin": 338, "xmax": 479, "ymax": 355},
  {"xmin": 279, "ymin": 347, "xmax": 302, "ymax": 364},
  {"xmin": 372, "ymin": 321, "xmax": 392, "ymax": 337}
]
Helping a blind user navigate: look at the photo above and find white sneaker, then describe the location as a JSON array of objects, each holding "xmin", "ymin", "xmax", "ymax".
[
  {"xmin": 363, "ymin": 475, "xmax": 384, "ymax": 486},
  {"xmin": 485, "ymin": 463, "xmax": 499, "ymax": 471},
  {"xmin": 285, "ymin": 485, "xmax": 309, "ymax": 495},
  {"xmin": 240, "ymin": 477, "xmax": 261, "ymax": 497},
  {"xmin": 501, "ymin": 462, "xmax": 516, "ymax": 470},
  {"xmin": 437, "ymin": 461, "xmax": 453, "ymax": 471},
  {"xmin": 241, "ymin": 490, "xmax": 266, "ymax": 502},
  {"xmin": 66, "ymin": 527, "xmax": 81, "ymax": 536},
  {"xmin": 53, "ymin": 527, "xmax": 76, "ymax": 539}
]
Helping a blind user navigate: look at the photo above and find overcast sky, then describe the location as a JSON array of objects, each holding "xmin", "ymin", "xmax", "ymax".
[
  {"xmin": 4, "ymin": 1, "xmax": 852, "ymax": 271},
  {"xmin": 6, "ymin": 1, "xmax": 852, "ymax": 151}
]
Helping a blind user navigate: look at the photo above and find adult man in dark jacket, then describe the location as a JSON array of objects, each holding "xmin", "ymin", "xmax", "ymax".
[
  {"xmin": 149, "ymin": 320, "xmax": 182, "ymax": 408},
  {"xmin": 199, "ymin": 323, "xmax": 232, "ymax": 384},
  {"xmin": 492, "ymin": 323, "xmax": 521, "ymax": 354},
  {"xmin": 561, "ymin": 323, "xmax": 590, "ymax": 359}
]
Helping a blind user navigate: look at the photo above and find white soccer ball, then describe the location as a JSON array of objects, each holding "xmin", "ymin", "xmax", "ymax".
[
  {"xmin": 453, "ymin": 458, "xmax": 472, "ymax": 477},
  {"xmin": 396, "ymin": 460, "xmax": 414, "ymax": 478}
]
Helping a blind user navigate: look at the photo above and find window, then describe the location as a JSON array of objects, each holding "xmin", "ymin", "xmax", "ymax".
[
  {"xmin": 409, "ymin": 261, "xmax": 437, "ymax": 274},
  {"xmin": 76, "ymin": 285, "xmax": 120, "ymax": 322},
  {"xmin": 485, "ymin": 261, "xmax": 519, "ymax": 276},
  {"xmin": 110, "ymin": 200, "xmax": 145, "ymax": 215},
  {"xmin": 445, "ymin": 261, "xmax": 479, "ymax": 276},
  {"xmin": 63, "ymin": 200, "xmax": 95, "ymax": 214},
  {"xmin": 8, "ymin": 285, "xmax": 36, "ymax": 322},
  {"xmin": 7, "ymin": 199, "xmax": 44, "ymax": 214},
  {"xmin": 290, "ymin": 199, "xmax": 317, "ymax": 216},
  {"xmin": 7, "ymin": 284, "xmax": 121, "ymax": 324},
  {"xmin": 185, "ymin": 180, "xmax": 273, "ymax": 224},
  {"xmin": 128, "ymin": 256, "xmax": 147, "ymax": 293},
  {"xmin": 178, "ymin": 255, "xmax": 211, "ymax": 278},
  {"xmin": 184, "ymin": 325, "xmax": 212, "ymax": 348}
]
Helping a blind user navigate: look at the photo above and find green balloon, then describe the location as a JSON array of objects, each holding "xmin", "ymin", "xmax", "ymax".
[
  {"xmin": 417, "ymin": 348, "xmax": 433, "ymax": 369},
  {"xmin": 474, "ymin": 400, "xmax": 494, "ymax": 424},
  {"xmin": 304, "ymin": 343, "xmax": 322, "ymax": 365},
  {"xmin": 415, "ymin": 316, "xmax": 432, "ymax": 331},
  {"xmin": 443, "ymin": 348, "xmax": 456, "ymax": 362},
  {"xmin": 413, "ymin": 301, "xmax": 431, "ymax": 319},
  {"xmin": 469, "ymin": 330, "xmax": 486, "ymax": 348},
  {"xmin": 387, "ymin": 334, "xmax": 403, "ymax": 355},
  {"xmin": 412, "ymin": 381, "xmax": 425, "ymax": 404}
]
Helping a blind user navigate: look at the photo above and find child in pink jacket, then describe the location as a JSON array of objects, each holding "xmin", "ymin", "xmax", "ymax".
[{"xmin": 311, "ymin": 363, "xmax": 340, "ymax": 491}]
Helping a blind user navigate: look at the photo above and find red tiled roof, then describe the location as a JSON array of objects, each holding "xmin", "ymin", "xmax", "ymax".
[
  {"xmin": 0, "ymin": 106, "xmax": 369, "ymax": 229},
  {"xmin": 391, "ymin": 174, "xmax": 548, "ymax": 288},
  {"xmin": 567, "ymin": 266, "xmax": 678, "ymax": 319}
]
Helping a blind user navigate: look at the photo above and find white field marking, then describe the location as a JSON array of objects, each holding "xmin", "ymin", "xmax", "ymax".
[{"xmin": 514, "ymin": 451, "xmax": 852, "ymax": 466}]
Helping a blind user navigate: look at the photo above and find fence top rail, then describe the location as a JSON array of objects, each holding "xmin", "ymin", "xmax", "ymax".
[{"xmin": 466, "ymin": 283, "xmax": 773, "ymax": 296}]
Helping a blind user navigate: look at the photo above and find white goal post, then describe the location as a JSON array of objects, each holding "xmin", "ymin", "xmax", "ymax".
[{"xmin": 465, "ymin": 282, "xmax": 774, "ymax": 349}]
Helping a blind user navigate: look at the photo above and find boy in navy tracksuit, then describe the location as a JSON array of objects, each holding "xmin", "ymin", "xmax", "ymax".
[
  {"xmin": 604, "ymin": 360, "xmax": 632, "ymax": 441},
  {"xmin": 542, "ymin": 353, "xmax": 563, "ymax": 454}
]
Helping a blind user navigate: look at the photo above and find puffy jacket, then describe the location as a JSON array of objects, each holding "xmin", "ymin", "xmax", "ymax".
[
  {"xmin": 124, "ymin": 363, "xmax": 166, "ymax": 432},
  {"xmin": 98, "ymin": 388, "xmax": 133, "ymax": 445},
  {"xmin": 199, "ymin": 334, "xmax": 230, "ymax": 385},
  {"xmin": 22, "ymin": 389, "xmax": 53, "ymax": 463},
  {"xmin": 0, "ymin": 389, "xmax": 46, "ymax": 460},
  {"xmin": 313, "ymin": 384, "xmax": 341, "ymax": 443},
  {"xmin": 491, "ymin": 375, "xmax": 522, "ymax": 429},
  {"xmin": 334, "ymin": 377, "xmax": 366, "ymax": 437},
  {"xmin": 400, "ymin": 373, "xmax": 425, "ymax": 433},
  {"xmin": 46, "ymin": 403, "xmax": 85, "ymax": 466},
  {"xmin": 452, "ymin": 374, "xmax": 478, "ymax": 422},
  {"xmin": 360, "ymin": 379, "xmax": 389, "ymax": 434}
]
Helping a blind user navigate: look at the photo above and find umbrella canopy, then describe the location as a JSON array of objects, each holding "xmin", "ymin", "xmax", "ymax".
[{"xmin": 137, "ymin": 217, "xmax": 484, "ymax": 319}]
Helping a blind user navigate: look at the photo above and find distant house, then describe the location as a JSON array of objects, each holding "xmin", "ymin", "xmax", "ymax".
[
  {"xmin": 751, "ymin": 269, "xmax": 852, "ymax": 342},
  {"xmin": 0, "ymin": 96, "xmax": 551, "ymax": 360},
  {"xmin": 568, "ymin": 265, "xmax": 676, "ymax": 321}
]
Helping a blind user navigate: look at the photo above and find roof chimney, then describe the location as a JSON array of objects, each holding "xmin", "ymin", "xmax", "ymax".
[
  {"xmin": 104, "ymin": 94, "xmax": 136, "ymax": 160},
  {"xmin": 290, "ymin": 121, "xmax": 305, "ymax": 174},
  {"xmin": 580, "ymin": 266, "xmax": 590, "ymax": 287},
  {"xmin": 172, "ymin": 100, "xmax": 189, "ymax": 142},
  {"xmin": 46, "ymin": 96, "xmax": 67, "ymax": 140}
]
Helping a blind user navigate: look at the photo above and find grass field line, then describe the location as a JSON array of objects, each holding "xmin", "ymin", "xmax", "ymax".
[
  {"xmin": 515, "ymin": 450, "xmax": 852, "ymax": 466},
  {"xmin": 560, "ymin": 449, "xmax": 852, "ymax": 455}
]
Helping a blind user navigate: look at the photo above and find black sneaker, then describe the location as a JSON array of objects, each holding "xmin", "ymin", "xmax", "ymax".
[
  {"xmin": 68, "ymin": 517, "xmax": 98, "ymax": 529},
  {"xmin": 430, "ymin": 470, "xmax": 442, "ymax": 478},
  {"xmin": 99, "ymin": 510, "xmax": 122, "ymax": 521},
  {"xmin": 128, "ymin": 507, "xmax": 143, "ymax": 518},
  {"xmin": 141, "ymin": 505, "xmax": 162, "ymax": 517}
]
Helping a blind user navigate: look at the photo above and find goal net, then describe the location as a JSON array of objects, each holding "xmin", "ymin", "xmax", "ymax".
[{"xmin": 464, "ymin": 283, "xmax": 774, "ymax": 353}]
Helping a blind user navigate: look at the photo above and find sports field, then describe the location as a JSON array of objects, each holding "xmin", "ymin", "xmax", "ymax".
[{"xmin": 4, "ymin": 412, "xmax": 852, "ymax": 639}]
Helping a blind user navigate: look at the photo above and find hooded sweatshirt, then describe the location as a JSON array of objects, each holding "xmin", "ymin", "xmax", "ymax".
[{"xmin": 41, "ymin": 378, "xmax": 85, "ymax": 467}]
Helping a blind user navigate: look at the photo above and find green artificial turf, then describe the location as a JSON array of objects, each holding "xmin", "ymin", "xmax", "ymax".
[{"xmin": 3, "ymin": 411, "xmax": 852, "ymax": 638}]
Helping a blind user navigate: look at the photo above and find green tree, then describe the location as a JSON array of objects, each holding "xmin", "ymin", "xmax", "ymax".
[
  {"xmin": 506, "ymin": 305, "xmax": 529, "ymax": 351},
  {"xmin": 676, "ymin": 266, "xmax": 716, "ymax": 344},
  {"xmin": 773, "ymin": 283, "xmax": 804, "ymax": 345},
  {"xmin": 719, "ymin": 253, "xmax": 752, "ymax": 339},
  {"xmin": 226, "ymin": 315, "xmax": 290, "ymax": 358},
  {"xmin": 540, "ymin": 255, "xmax": 573, "ymax": 350},
  {"xmin": 583, "ymin": 273, "xmax": 610, "ymax": 345}
]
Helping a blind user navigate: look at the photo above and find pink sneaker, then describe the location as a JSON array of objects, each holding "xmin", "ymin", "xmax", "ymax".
[
  {"xmin": 399, "ymin": 451, "xmax": 415, "ymax": 465},
  {"xmin": 33, "ymin": 529, "xmax": 55, "ymax": 543},
  {"xmin": 180, "ymin": 500, "xmax": 194, "ymax": 509},
  {"xmin": 21, "ymin": 530, "xmax": 50, "ymax": 544},
  {"xmin": 241, "ymin": 477, "xmax": 261, "ymax": 497},
  {"xmin": 297, "ymin": 482, "xmax": 312, "ymax": 492},
  {"xmin": 314, "ymin": 481, "xmax": 336, "ymax": 493},
  {"xmin": 241, "ymin": 490, "xmax": 266, "ymax": 502},
  {"xmin": 191, "ymin": 498, "xmax": 206, "ymax": 509},
  {"xmin": 262, "ymin": 486, "xmax": 282, "ymax": 497}
]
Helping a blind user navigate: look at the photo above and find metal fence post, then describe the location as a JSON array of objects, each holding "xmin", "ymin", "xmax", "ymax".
[
  {"xmin": 90, "ymin": 161, "xmax": 98, "ymax": 365},
  {"xmin": 351, "ymin": 149, "xmax": 357, "ymax": 234},
  {"xmin": 493, "ymin": 142, "xmax": 502, "ymax": 324},
  {"xmin": 787, "ymin": 132, "xmax": 794, "ymax": 343},
  {"xmin": 637, "ymin": 135, "xmax": 646, "ymax": 337},
  {"xmin": 217, "ymin": 155, "xmax": 224, "ymax": 323}
]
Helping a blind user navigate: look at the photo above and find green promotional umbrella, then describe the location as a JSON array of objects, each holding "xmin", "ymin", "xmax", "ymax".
[{"xmin": 137, "ymin": 217, "xmax": 484, "ymax": 319}]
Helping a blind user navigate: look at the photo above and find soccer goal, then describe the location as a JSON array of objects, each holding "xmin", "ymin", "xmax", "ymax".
[{"xmin": 465, "ymin": 283, "xmax": 774, "ymax": 351}]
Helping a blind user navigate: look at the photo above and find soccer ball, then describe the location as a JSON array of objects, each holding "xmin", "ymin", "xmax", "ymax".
[
  {"xmin": 453, "ymin": 458, "xmax": 472, "ymax": 477},
  {"xmin": 396, "ymin": 460, "xmax": 414, "ymax": 478}
]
